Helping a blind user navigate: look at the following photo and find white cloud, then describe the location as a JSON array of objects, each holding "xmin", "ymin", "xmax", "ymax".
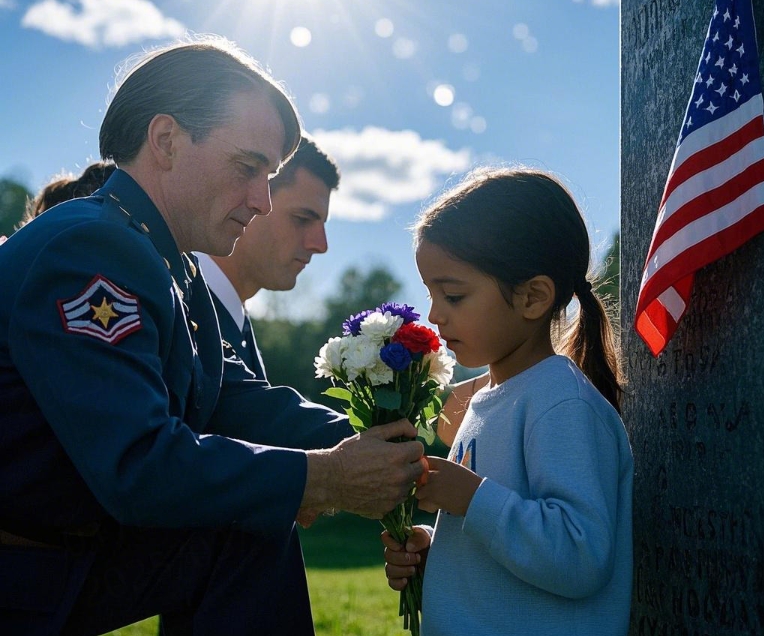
[
  {"xmin": 0, "ymin": 0, "xmax": 16, "ymax": 10},
  {"xmin": 580, "ymin": 0, "xmax": 619, "ymax": 6},
  {"xmin": 312, "ymin": 126, "xmax": 472, "ymax": 222},
  {"xmin": 22, "ymin": 0, "xmax": 185, "ymax": 48}
]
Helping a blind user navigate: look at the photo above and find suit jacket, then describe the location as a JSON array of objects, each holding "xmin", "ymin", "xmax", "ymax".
[{"xmin": 210, "ymin": 290, "xmax": 267, "ymax": 380}]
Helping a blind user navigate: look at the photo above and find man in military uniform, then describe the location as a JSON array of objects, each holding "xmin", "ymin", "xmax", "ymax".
[{"xmin": 0, "ymin": 36, "xmax": 424, "ymax": 636}]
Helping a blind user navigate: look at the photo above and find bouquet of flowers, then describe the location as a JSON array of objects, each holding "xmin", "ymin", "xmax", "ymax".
[{"xmin": 314, "ymin": 302, "xmax": 454, "ymax": 635}]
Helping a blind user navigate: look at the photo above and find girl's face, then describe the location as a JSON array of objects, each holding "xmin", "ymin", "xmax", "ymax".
[{"xmin": 416, "ymin": 240, "xmax": 540, "ymax": 385}]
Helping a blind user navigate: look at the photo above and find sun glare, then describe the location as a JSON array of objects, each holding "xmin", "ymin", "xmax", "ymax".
[
  {"xmin": 208, "ymin": 0, "xmax": 491, "ymax": 134},
  {"xmin": 290, "ymin": 26, "xmax": 312, "ymax": 47},
  {"xmin": 375, "ymin": 18, "xmax": 394, "ymax": 38},
  {"xmin": 433, "ymin": 84, "xmax": 455, "ymax": 107}
]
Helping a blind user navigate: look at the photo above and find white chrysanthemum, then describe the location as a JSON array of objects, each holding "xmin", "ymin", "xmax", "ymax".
[
  {"xmin": 314, "ymin": 336, "xmax": 345, "ymax": 379},
  {"xmin": 359, "ymin": 311, "xmax": 403, "ymax": 343},
  {"xmin": 424, "ymin": 349, "xmax": 456, "ymax": 386},
  {"xmin": 365, "ymin": 357, "xmax": 395, "ymax": 386},
  {"xmin": 342, "ymin": 334, "xmax": 382, "ymax": 381}
]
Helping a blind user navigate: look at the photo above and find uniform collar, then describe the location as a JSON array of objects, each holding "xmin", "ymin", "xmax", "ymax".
[{"xmin": 98, "ymin": 169, "xmax": 190, "ymax": 296}]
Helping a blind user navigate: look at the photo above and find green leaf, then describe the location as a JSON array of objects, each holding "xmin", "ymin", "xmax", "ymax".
[
  {"xmin": 374, "ymin": 387, "xmax": 402, "ymax": 411},
  {"xmin": 346, "ymin": 408, "xmax": 369, "ymax": 433},
  {"xmin": 350, "ymin": 393, "xmax": 373, "ymax": 419},
  {"xmin": 417, "ymin": 421, "xmax": 436, "ymax": 445},
  {"xmin": 323, "ymin": 386, "xmax": 352, "ymax": 403}
]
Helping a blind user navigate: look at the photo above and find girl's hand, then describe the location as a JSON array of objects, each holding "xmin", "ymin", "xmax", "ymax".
[
  {"xmin": 415, "ymin": 455, "xmax": 482, "ymax": 516},
  {"xmin": 381, "ymin": 526, "xmax": 431, "ymax": 591}
]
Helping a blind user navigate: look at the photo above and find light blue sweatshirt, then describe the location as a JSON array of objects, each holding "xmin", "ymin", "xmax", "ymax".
[{"xmin": 421, "ymin": 355, "xmax": 633, "ymax": 636}]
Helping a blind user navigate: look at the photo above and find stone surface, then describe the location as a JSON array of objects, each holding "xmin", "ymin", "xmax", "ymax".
[{"xmin": 621, "ymin": 1, "xmax": 764, "ymax": 634}]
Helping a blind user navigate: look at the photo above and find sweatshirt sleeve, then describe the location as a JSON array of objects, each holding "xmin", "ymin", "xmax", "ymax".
[{"xmin": 462, "ymin": 399, "xmax": 620, "ymax": 598}]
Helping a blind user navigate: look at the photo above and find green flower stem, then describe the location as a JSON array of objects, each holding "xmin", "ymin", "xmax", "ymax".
[{"xmin": 381, "ymin": 492, "xmax": 422, "ymax": 636}]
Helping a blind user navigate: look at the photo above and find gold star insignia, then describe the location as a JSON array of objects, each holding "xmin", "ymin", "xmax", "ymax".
[{"xmin": 91, "ymin": 297, "xmax": 119, "ymax": 328}]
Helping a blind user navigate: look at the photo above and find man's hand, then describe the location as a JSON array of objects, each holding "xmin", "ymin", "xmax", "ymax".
[
  {"xmin": 415, "ymin": 455, "xmax": 482, "ymax": 516},
  {"xmin": 302, "ymin": 419, "xmax": 424, "ymax": 518},
  {"xmin": 381, "ymin": 526, "xmax": 431, "ymax": 591}
]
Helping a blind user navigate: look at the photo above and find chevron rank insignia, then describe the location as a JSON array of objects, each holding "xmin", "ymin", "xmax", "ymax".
[{"xmin": 58, "ymin": 275, "xmax": 142, "ymax": 344}]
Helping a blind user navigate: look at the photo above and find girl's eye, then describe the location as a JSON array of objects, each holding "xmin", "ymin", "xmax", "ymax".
[{"xmin": 444, "ymin": 294, "xmax": 463, "ymax": 304}]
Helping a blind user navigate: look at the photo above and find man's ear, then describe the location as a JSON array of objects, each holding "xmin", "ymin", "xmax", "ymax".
[
  {"xmin": 146, "ymin": 114, "xmax": 180, "ymax": 170},
  {"xmin": 519, "ymin": 275, "xmax": 556, "ymax": 320}
]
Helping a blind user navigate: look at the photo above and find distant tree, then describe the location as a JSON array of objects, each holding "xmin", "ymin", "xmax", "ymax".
[
  {"xmin": 0, "ymin": 178, "xmax": 32, "ymax": 237},
  {"xmin": 321, "ymin": 266, "xmax": 401, "ymax": 335},
  {"xmin": 250, "ymin": 317, "xmax": 328, "ymax": 401}
]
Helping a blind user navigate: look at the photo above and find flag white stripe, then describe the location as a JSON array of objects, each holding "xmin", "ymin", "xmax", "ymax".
[
  {"xmin": 657, "ymin": 286, "xmax": 686, "ymax": 322},
  {"xmin": 658, "ymin": 135, "xmax": 764, "ymax": 230},
  {"xmin": 642, "ymin": 180, "xmax": 764, "ymax": 284},
  {"xmin": 670, "ymin": 94, "xmax": 763, "ymax": 173}
]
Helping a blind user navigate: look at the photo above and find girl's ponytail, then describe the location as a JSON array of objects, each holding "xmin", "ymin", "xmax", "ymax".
[{"xmin": 560, "ymin": 282, "xmax": 623, "ymax": 413}]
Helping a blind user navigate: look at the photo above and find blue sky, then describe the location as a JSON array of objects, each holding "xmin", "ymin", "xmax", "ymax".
[{"xmin": 0, "ymin": 0, "xmax": 620, "ymax": 323}]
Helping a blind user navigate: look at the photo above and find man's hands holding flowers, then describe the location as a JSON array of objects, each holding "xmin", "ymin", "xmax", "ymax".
[{"xmin": 300, "ymin": 418, "xmax": 425, "ymax": 520}]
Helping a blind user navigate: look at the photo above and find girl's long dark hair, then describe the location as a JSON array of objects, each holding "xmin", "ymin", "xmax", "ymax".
[{"xmin": 414, "ymin": 166, "xmax": 623, "ymax": 413}]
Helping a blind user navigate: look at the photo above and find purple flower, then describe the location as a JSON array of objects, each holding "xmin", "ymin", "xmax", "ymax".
[
  {"xmin": 342, "ymin": 309, "xmax": 374, "ymax": 335},
  {"xmin": 377, "ymin": 302, "xmax": 420, "ymax": 324},
  {"xmin": 379, "ymin": 342, "xmax": 412, "ymax": 372}
]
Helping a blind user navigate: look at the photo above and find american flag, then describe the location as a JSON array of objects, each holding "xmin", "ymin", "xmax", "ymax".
[{"xmin": 635, "ymin": 0, "xmax": 764, "ymax": 357}]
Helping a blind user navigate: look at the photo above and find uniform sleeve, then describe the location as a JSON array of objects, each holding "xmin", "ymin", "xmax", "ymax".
[
  {"xmin": 209, "ymin": 358, "xmax": 354, "ymax": 450},
  {"xmin": 9, "ymin": 221, "xmax": 306, "ymax": 539},
  {"xmin": 462, "ymin": 399, "xmax": 620, "ymax": 598}
]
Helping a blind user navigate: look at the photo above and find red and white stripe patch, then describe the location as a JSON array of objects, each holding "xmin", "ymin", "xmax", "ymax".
[{"xmin": 58, "ymin": 275, "xmax": 142, "ymax": 345}]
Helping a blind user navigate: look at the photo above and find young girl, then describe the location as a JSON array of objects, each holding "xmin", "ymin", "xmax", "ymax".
[{"xmin": 383, "ymin": 166, "xmax": 633, "ymax": 635}]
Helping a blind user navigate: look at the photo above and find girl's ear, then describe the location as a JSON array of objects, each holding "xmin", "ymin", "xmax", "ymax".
[{"xmin": 519, "ymin": 275, "xmax": 556, "ymax": 320}]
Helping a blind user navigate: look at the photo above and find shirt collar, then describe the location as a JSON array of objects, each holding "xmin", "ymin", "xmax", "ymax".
[{"xmin": 194, "ymin": 252, "xmax": 247, "ymax": 331}]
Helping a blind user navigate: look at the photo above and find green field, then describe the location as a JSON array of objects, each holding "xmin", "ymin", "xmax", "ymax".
[{"xmin": 103, "ymin": 510, "xmax": 435, "ymax": 636}]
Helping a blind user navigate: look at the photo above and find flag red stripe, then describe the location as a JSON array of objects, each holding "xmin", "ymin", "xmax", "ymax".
[
  {"xmin": 635, "ymin": 303, "xmax": 673, "ymax": 357},
  {"xmin": 641, "ymin": 179, "xmax": 764, "ymax": 289},
  {"xmin": 635, "ymin": 204, "xmax": 764, "ymax": 317},
  {"xmin": 649, "ymin": 157, "xmax": 764, "ymax": 254},
  {"xmin": 661, "ymin": 116, "xmax": 764, "ymax": 207}
]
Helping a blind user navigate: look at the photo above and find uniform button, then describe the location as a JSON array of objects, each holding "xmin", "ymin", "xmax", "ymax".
[{"xmin": 241, "ymin": 340, "xmax": 248, "ymax": 348}]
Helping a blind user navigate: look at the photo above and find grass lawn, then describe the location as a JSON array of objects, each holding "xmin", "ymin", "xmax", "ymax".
[{"xmin": 103, "ymin": 510, "xmax": 435, "ymax": 636}]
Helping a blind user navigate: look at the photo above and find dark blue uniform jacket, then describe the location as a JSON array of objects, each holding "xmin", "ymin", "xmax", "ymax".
[{"xmin": 0, "ymin": 169, "xmax": 351, "ymax": 628}]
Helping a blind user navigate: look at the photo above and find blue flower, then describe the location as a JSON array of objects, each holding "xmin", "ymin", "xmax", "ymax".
[
  {"xmin": 377, "ymin": 302, "xmax": 420, "ymax": 324},
  {"xmin": 342, "ymin": 309, "xmax": 374, "ymax": 335},
  {"xmin": 380, "ymin": 342, "xmax": 412, "ymax": 372}
]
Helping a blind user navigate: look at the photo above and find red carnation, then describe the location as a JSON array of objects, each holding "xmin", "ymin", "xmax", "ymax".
[{"xmin": 392, "ymin": 323, "xmax": 440, "ymax": 354}]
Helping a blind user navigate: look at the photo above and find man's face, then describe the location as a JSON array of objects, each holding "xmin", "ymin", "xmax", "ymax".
[
  {"xmin": 226, "ymin": 166, "xmax": 331, "ymax": 296},
  {"xmin": 163, "ymin": 91, "xmax": 286, "ymax": 256}
]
